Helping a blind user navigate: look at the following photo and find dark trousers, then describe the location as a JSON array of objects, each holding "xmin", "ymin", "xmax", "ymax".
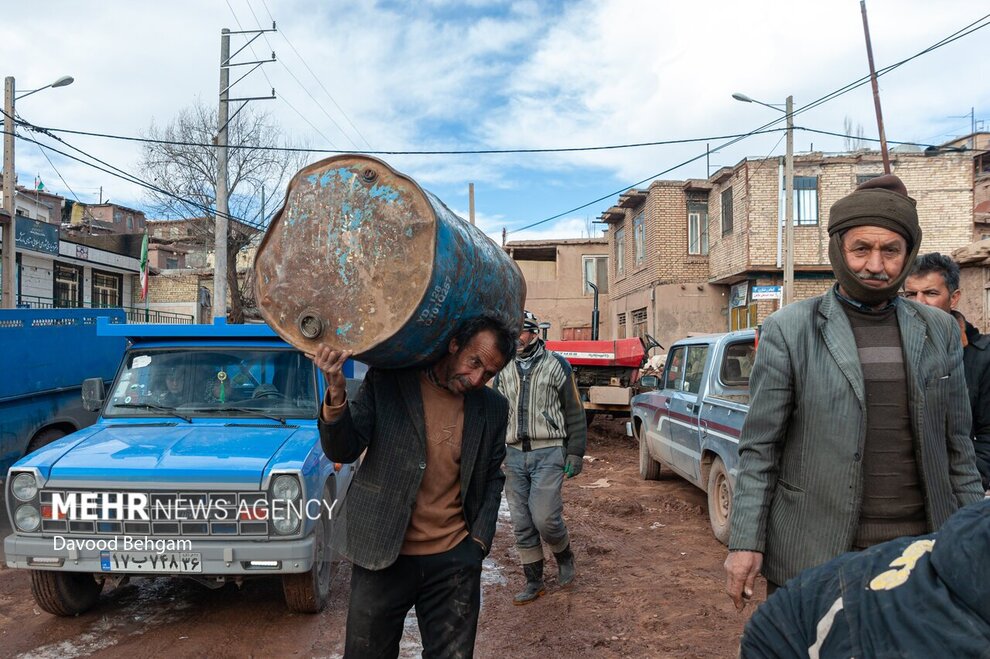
[{"xmin": 344, "ymin": 537, "xmax": 483, "ymax": 659}]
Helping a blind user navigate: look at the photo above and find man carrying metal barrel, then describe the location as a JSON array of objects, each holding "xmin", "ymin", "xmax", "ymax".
[
  {"xmin": 314, "ymin": 315, "xmax": 515, "ymax": 658},
  {"xmin": 494, "ymin": 310, "xmax": 588, "ymax": 605}
]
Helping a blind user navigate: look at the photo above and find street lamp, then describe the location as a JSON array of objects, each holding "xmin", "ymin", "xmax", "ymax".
[
  {"xmin": 733, "ymin": 92, "xmax": 794, "ymax": 306},
  {"xmin": 2, "ymin": 75, "xmax": 75, "ymax": 308}
]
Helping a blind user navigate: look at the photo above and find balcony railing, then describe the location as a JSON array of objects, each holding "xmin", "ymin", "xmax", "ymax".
[{"xmin": 14, "ymin": 295, "xmax": 194, "ymax": 324}]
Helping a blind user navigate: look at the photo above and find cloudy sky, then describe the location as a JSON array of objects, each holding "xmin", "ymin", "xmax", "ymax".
[{"xmin": 2, "ymin": 0, "xmax": 987, "ymax": 243}]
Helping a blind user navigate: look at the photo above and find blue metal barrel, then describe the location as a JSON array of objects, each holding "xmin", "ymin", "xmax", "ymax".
[{"xmin": 254, "ymin": 154, "xmax": 525, "ymax": 368}]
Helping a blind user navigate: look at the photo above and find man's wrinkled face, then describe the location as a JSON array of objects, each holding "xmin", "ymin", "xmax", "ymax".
[
  {"xmin": 443, "ymin": 330, "xmax": 507, "ymax": 394},
  {"xmin": 841, "ymin": 226, "xmax": 908, "ymax": 287},
  {"xmin": 516, "ymin": 327, "xmax": 538, "ymax": 353},
  {"xmin": 903, "ymin": 271, "xmax": 960, "ymax": 314}
]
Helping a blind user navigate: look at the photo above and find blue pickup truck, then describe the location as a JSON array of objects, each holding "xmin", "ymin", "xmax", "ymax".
[
  {"xmin": 4, "ymin": 318, "xmax": 356, "ymax": 615},
  {"xmin": 628, "ymin": 329, "xmax": 756, "ymax": 545},
  {"xmin": 0, "ymin": 308, "xmax": 126, "ymax": 475}
]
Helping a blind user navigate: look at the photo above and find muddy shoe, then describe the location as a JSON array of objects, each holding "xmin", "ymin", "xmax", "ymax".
[
  {"xmin": 513, "ymin": 560, "xmax": 546, "ymax": 605},
  {"xmin": 554, "ymin": 544, "xmax": 576, "ymax": 587}
]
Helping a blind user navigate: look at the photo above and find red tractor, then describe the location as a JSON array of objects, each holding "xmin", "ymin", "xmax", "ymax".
[{"xmin": 546, "ymin": 334, "xmax": 662, "ymax": 423}]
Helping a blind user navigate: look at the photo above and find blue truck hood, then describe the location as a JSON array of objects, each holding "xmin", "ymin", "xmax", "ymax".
[{"xmin": 44, "ymin": 424, "xmax": 299, "ymax": 487}]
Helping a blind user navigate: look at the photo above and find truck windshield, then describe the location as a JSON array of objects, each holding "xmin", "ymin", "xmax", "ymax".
[{"xmin": 104, "ymin": 348, "xmax": 318, "ymax": 419}]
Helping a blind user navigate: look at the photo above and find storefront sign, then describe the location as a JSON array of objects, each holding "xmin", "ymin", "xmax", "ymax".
[
  {"xmin": 15, "ymin": 216, "xmax": 59, "ymax": 255},
  {"xmin": 751, "ymin": 285, "xmax": 783, "ymax": 301}
]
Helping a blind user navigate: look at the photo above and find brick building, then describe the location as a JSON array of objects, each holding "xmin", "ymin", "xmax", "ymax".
[
  {"xmin": 69, "ymin": 202, "xmax": 147, "ymax": 234},
  {"xmin": 504, "ymin": 237, "xmax": 610, "ymax": 340},
  {"xmin": 598, "ymin": 147, "xmax": 981, "ymax": 343}
]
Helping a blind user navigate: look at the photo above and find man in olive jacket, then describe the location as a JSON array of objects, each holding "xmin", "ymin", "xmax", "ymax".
[{"xmin": 724, "ymin": 175, "xmax": 984, "ymax": 609}]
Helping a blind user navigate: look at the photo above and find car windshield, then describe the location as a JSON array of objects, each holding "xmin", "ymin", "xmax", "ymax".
[{"xmin": 104, "ymin": 347, "xmax": 318, "ymax": 419}]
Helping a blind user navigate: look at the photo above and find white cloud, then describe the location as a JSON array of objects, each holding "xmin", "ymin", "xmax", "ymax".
[{"xmin": 2, "ymin": 0, "xmax": 986, "ymax": 237}]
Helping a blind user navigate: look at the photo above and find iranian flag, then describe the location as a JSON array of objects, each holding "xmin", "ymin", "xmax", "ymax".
[{"xmin": 139, "ymin": 231, "xmax": 149, "ymax": 301}]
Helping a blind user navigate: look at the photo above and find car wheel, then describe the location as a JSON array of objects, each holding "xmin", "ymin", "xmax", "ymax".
[
  {"xmin": 707, "ymin": 457, "xmax": 732, "ymax": 545},
  {"xmin": 30, "ymin": 570, "xmax": 104, "ymax": 616},
  {"xmin": 637, "ymin": 422, "xmax": 661, "ymax": 480},
  {"xmin": 282, "ymin": 482, "xmax": 335, "ymax": 613},
  {"xmin": 26, "ymin": 427, "xmax": 67, "ymax": 454}
]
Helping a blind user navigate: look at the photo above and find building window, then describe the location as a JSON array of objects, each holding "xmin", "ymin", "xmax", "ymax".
[
  {"xmin": 583, "ymin": 255, "xmax": 609, "ymax": 294},
  {"xmin": 617, "ymin": 313, "xmax": 626, "ymax": 339},
  {"xmin": 632, "ymin": 307, "xmax": 648, "ymax": 338},
  {"xmin": 721, "ymin": 188, "xmax": 733, "ymax": 236},
  {"xmin": 856, "ymin": 173, "xmax": 881, "ymax": 185},
  {"xmin": 793, "ymin": 176, "xmax": 818, "ymax": 225},
  {"xmin": 615, "ymin": 227, "xmax": 625, "ymax": 276},
  {"xmin": 730, "ymin": 303, "xmax": 759, "ymax": 331},
  {"xmin": 166, "ymin": 256, "xmax": 179, "ymax": 269},
  {"xmin": 54, "ymin": 263, "xmax": 83, "ymax": 307},
  {"xmin": 113, "ymin": 210, "xmax": 122, "ymax": 224},
  {"xmin": 633, "ymin": 212, "xmax": 645, "ymax": 266},
  {"xmin": 92, "ymin": 270, "xmax": 122, "ymax": 307},
  {"xmin": 688, "ymin": 204, "xmax": 709, "ymax": 255},
  {"xmin": 126, "ymin": 215, "xmax": 134, "ymax": 231}
]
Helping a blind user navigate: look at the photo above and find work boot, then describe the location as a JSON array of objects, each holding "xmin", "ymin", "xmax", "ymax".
[
  {"xmin": 554, "ymin": 544, "xmax": 576, "ymax": 587},
  {"xmin": 513, "ymin": 560, "xmax": 545, "ymax": 605}
]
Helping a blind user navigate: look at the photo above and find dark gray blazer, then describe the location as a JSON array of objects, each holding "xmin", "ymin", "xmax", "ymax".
[
  {"xmin": 318, "ymin": 367, "xmax": 508, "ymax": 570},
  {"xmin": 729, "ymin": 288, "xmax": 984, "ymax": 585}
]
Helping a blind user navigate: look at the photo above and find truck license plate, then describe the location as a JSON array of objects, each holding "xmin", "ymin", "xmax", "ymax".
[{"xmin": 100, "ymin": 550, "xmax": 202, "ymax": 573}]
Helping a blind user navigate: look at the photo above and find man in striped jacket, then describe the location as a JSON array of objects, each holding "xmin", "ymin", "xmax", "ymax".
[{"xmin": 494, "ymin": 310, "xmax": 587, "ymax": 605}]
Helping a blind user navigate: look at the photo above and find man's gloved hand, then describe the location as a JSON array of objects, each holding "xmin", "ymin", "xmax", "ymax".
[{"xmin": 563, "ymin": 454, "xmax": 583, "ymax": 478}]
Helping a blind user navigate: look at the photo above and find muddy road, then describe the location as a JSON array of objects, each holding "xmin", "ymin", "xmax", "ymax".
[{"xmin": 0, "ymin": 419, "xmax": 756, "ymax": 658}]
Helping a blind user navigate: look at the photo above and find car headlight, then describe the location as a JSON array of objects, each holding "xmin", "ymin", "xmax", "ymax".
[
  {"xmin": 11, "ymin": 473, "xmax": 39, "ymax": 502},
  {"xmin": 272, "ymin": 475, "xmax": 301, "ymax": 501},
  {"xmin": 272, "ymin": 514, "xmax": 300, "ymax": 535},
  {"xmin": 15, "ymin": 505, "xmax": 41, "ymax": 532}
]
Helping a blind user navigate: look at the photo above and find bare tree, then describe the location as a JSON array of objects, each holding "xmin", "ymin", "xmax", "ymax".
[
  {"xmin": 139, "ymin": 101, "xmax": 307, "ymax": 322},
  {"xmin": 843, "ymin": 116, "xmax": 867, "ymax": 152}
]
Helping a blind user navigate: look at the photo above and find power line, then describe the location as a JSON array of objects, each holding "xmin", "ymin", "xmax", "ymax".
[
  {"xmin": 257, "ymin": 0, "xmax": 374, "ymax": 150},
  {"xmin": 224, "ymin": 0, "xmax": 343, "ymax": 150},
  {"xmin": 10, "ymin": 125, "xmax": 264, "ymax": 231},
  {"xmin": 32, "ymin": 122, "xmax": 793, "ymax": 155},
  {"xmin": 509, "ymin": 11, "xmax": 990, "ymax": 235}
]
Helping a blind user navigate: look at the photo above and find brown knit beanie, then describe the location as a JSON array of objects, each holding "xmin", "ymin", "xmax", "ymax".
[{"xmin": 827, "ymin": 174, "xmax": 921, "ymax": 306}]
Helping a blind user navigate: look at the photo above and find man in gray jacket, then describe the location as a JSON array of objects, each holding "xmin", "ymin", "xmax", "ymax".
[
  {"xmin": 494, "ymin": 310, "xmax": 587, "ymax": 605},
  {"xmin": 724, "ymin": 175, "xmax": 984, "ymax": 610}
]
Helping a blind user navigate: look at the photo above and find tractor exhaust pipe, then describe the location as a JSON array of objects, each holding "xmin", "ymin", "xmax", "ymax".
[{"xmin": 587, "ymin": 281, "xmax": 600, "ymax": 340}]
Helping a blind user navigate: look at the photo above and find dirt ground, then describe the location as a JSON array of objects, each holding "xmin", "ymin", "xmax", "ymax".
[{"xmin": 0, "ymin": 418, "xmax": 758, "ymax": 658}]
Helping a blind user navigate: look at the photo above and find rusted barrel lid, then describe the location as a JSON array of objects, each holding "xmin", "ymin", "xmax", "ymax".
[{"xmin": 254, "ymin": 154, "xmax": 525, "ymax": 367}]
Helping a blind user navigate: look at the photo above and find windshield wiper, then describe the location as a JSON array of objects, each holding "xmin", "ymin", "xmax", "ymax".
[
  {"xmin": 190, "ymin": 406, "xmax": 287, "ymax": 425},
  {"xmin": 112, "ymin": 402, "xmax": 192, "ymax": 423}
]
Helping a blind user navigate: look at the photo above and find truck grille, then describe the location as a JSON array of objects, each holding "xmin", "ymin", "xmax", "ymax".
[{"xmin": 39, "ymin": 490, "xmax": 270, "ymax": 537}]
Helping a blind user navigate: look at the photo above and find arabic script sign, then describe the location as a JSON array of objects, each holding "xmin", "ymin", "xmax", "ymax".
[{"xmin": 15, "ymin": 216, "xmax": 60, "ymax": 255}]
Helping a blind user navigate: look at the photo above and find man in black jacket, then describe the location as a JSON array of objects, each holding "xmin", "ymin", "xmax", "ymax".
[
  {"xmin": 904, "ymin": 253, "xmax": 990, "ymax": 490},
  {"xmin": 313, "ymin": 316, "xmax": 515, "ymax": 658}
]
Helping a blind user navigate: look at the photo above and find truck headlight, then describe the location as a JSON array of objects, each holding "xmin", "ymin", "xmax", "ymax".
[
  {"xmin": 272, "ymin": 513, "xmax": 300, "ymax": 535},
  {"xmin": 270, "ymin": 474, "xmax": 302, "ymax": 535},
  {"xmin": 272, "ymin": 475, "xmax": 301, "ymax": 501},
  {"xmin": 11, "ymin": 473, "xmax": 39, "ymax": 502},
  {"xmin": 15, "ymin": 505, "xmax": 41, "ymax": 532}
]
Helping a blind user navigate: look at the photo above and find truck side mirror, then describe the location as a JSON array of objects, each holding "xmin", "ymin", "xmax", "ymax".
[
  {"xmin": 638, "ymin": 375, "xmax": 660, "ymax": 391},
  {"xmin": 81, "ymin": 378, "xmax": 106, "ymax": 412}
]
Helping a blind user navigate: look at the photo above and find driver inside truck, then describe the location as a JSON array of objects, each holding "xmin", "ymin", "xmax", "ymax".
[{"xmin": 157, "ymin": 367, "xmax": 187, "ymax": 407}]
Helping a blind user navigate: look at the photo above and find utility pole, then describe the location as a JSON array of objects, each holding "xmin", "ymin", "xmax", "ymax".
[
  {"xmin": 468, "ymin": 183, "xmax": 475, "ymax": 225},
  {"xmin": 783, "ymin": 95, "xmax": 794, "ymax": 307},
  {"xmin": 2, "ymin": 77, "xmax": 15, "ymax": 309},
  {"xmin": 214, "ymin": 28, "xmax": 231, "ymax": 322},
  {"xmin": 213, "ymin": 24, "xmax": 276, "ymax": 323}
]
